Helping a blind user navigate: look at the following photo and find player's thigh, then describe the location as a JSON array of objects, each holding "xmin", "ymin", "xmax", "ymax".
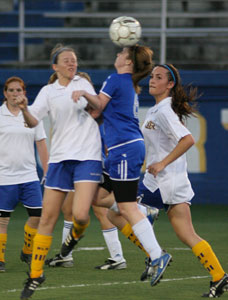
[
  {"xmin": 40, "ymin": 188, "xmax": 66, "ymax": 229},
  {"xmin": 62, "ymin": 191, "xmax": 74, "ymax": 220},
  {"xmin": 73, "ymin": 181, "xmax": 98, "ymax": 220}
]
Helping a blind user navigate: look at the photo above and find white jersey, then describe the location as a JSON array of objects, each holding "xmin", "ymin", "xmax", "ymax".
[
  {"xmin": 0, "ymin": 102, "xmax": 46, "ymax": 185},
  {"xmin": 142, "ymin": 97, "xmax": 194, "ymax": 205},
  {"xmin": 29, "ymin": 75, "xmax": 101, "ymax": 163}
]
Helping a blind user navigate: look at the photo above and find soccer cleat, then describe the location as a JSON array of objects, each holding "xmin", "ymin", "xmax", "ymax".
[
  {"xmin": 223, "ymin": 283, "xmax": 228, "ymax": 292},
  {"xmin": 140, "ymin": 252, "xmax": 172, "ymax": 286},
  {"xmin": 95, "ymin": 258, "xmax": 127, "ymax": 270},
  {"xmin": 0, "ymin": 261, "xmax": 5, "ymax": 272},
  {"xmin": 143, "ymin": 204, "xmax": 159, "ymax": 226},
  {"xmin": 45, "ymin": 253, "xmax": 74, "ymax": 268},
  {"xmin": 60, "ymin": 226, "xmax": 83, "ymax": 258},
  {"xmin": 20, "ymin": 273, "xmax": 45, "ymax": 299},
  {"xmin": 20, "ymin": 251, "xmax": 32, "ymax": 265},
  {"xmin": 202, "ymin": 273, "xmax": 228, "ymax": 298},
  {"xmin": 140, "ymin": 256, "xmax": 152, "ymax": 281}
]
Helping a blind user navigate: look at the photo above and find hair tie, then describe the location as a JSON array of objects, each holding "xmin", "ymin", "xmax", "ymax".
[
  {"xmin": 161, "ymin": 64, "xmax": 176, "ymax": 85},
  {"xmin": 52, "ymin": 47, "xmax": 70, "ymax": 64}
]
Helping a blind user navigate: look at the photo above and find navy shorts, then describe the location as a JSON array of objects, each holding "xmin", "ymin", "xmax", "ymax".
[
  {"xmin": 105, "ymin": 140, "xmax": 145, "ymax": 181},
  {"xmin": 45, "ymin": 160, "xmax": 102, "ymax": 192},
  {"xmin": 0, "ymin": 181, "xmax": 42, "ymax": 212},
  {"xmin": 137, "ymin": 180, "xmax": 167, "ymax": 210}
]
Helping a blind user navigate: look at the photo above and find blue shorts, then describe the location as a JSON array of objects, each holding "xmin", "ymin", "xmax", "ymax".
[
  {"xmin": 137, "ymin": 180, "xmax": 167, "ymax": 210},
  {"xmin": 45, "ymin": 160, "xmax": 102, "ymax": 192},
  {"xmin": 105, "ymin": 140, "xmax": 145, "ymax": 181},
  {"xmin": 0, "ymin": 181, "xmax": 42, "ymax": 212}
]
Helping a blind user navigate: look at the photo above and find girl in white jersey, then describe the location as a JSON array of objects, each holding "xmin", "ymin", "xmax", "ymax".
[
  {"xmin": 141, "ymin": 64, "xmax": 228, "ymax": 297},
  {"xmin": 17, "ymin": 44, "xmax": 102, "ymax": 299},
  {"xmin": 0, "ymin": 77, "xmax": 48, "ymax": 272},
  {"xmin": 69, "ymin": 45, "xmax": 172, "ymax": 287}
]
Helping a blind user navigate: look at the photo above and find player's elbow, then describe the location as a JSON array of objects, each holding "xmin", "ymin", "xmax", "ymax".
[{"xmin": 185, "ymin": 134, "xmax": 195, "ymax": 147}]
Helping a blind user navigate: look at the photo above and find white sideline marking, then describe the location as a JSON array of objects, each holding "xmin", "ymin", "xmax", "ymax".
[
  {"xmin": 2, "ymin": 275, "xmax": 210, "ymax": 294},
  {"xmin": 53, "ymin": 247, "xmax": 105, "ymax": 251},
  {"xmin": 168, "ymin": 248, "xmax": 191, "ymax": 251},
  {"xmin": 54, "ymin": 247, "xmax": 190, "ymax": 252}
]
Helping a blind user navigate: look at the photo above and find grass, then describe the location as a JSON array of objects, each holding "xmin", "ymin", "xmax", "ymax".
[{"xmin": 1, "ymin": 204, "xmax": 228, "ymax": 300}]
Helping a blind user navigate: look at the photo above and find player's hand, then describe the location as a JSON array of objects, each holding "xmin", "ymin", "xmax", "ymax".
[
  {"xmin": 15, "ymin": 95, "xmax": 28, "ymax": 111},
  {"xmin": 72, "ymin": 90, "xmax": 85, "ymax": 103},
  {"xmin": 147, "ymin": 161, "xmax": 165, "ymax": 177}
]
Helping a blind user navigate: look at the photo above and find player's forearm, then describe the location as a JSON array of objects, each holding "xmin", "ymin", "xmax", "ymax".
[
  {"xmin": 83, "ymin": 92, "xmax": 102, "ymax": 110},
  {"xmin": 36, "ymin": 139, "xmax": 49, "ymax": 175},
  {"xmin": 21, "ymin": 108, "xmax": 39, "ymax": 128},
  {"xmin": 162, "ymin": 134, "xmax": 195, "ymax": 167}
]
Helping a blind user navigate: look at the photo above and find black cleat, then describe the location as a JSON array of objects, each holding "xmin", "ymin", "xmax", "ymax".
[
  {"xmin": 45, "ymin": 253, "xmax": 74, "ymax": 268},
  {"xmin": 20, "ymin": 251, "xmax": 32, "ymax": 265},
  {"xmin": 60, "ymin": 226, "xmax": 82, "ymax": 258},
  {"xmin": 140, "ymin": 256, "xmax": 152, "ymax": 281},
  {"xmin": 95, "ymin": 258, "xmax": 127, "ymax": 270},
  {"xmin": 202, "ymin": 273, "xmax": 228, "ymax": 298},
  {"xmin": 0, "ymin": 261, "xmax": 5, "ymax": 272},
  {"xmin": 20, "ymin": 273, "xmax": 45, "ymax": 299}
]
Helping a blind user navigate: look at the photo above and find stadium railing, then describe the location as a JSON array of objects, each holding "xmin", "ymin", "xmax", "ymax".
[{"xmin": 1, "ymin": 0, "xmax": 228, "ymax": 68}]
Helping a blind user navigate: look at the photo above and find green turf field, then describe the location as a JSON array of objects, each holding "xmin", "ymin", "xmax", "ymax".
[{"xmin": 0, "ymin": 204, "xmax": 228, "ymax": 300}]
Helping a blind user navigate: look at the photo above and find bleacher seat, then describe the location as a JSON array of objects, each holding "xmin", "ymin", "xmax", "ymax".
[
  {"xmin": 1, "ymin": 0, "xmax": 84, "ymax": 61},
  {"xmin": 0, "ymin": 43, "xmax": 18, "ymax": 61}
]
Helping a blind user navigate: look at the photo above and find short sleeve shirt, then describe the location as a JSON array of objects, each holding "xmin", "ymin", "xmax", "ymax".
[
  {"xmin": 0, "ymin": 102, "xmax": 46, "ymax": 185},
  {"xmin": 29, "ymin": 75, "xmax": 102, "ymax": 163},
  {"xmin": 142, "ymin": 97, "xmax": 194, "ymax": 204},
  {"xmin": 100, "ymin": 73, "xmax": 143, "ymax": 150}
]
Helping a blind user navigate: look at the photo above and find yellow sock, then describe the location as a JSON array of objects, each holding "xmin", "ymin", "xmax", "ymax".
[
  {"xmin": 72, "ymin": 218, "xmax": 90, "ymax": 239},
  {"xmin": 192, "ymin": 240, "xmax": 225, "ymax": 282},
  {"xmin": 0, "ymin": 233, "xmax": 7, "ymax": 262},
  {"xmin": 22, "ymin": 223, "xmax": 37, "ymax": 255},
  {"xmin": 121, "ymin": 223, "xmax": 149, "ymax": 257},
  {"xmin": 30, "ymin": 233, "xmax": 52, "ymax": 278}
]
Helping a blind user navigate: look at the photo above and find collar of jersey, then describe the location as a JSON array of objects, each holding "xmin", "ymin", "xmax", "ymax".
[
  {"xmin": 151, "ymin": 97, "xmax": 172, "ymax": 113},
  {"xmin": 1, "ymin": 102, "xmax": 22, "ymax": 116},
  {"xmin": 53, "ymin": 75, "xmax": 80, "ymax": 90}
]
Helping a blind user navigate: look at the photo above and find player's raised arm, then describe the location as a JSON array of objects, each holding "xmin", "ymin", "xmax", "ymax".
[
  {"xmin": 15, "ymin": 95, "xmax": 38, "ymax": 128},
  {"xmin": 72, "ymin": 90, "xmax": 110, "ymax": 111}
]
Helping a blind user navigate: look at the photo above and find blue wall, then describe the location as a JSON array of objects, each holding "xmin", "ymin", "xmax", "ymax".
[{"xmin": 0, "ymin": 69, "xmax": 228, "ymax": 204}]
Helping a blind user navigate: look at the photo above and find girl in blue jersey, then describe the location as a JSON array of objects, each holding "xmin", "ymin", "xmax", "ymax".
[{"xmin": 71, "ymin": 45, "xmax": 172, "ymax": 286}]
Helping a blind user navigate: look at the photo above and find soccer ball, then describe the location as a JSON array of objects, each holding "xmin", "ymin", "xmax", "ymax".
[{"xmin": 109, "ymin": 16, "xmax": 142, "ymax": 47}]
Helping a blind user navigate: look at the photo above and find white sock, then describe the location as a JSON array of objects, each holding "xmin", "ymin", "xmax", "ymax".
[
  {"xmin": 137, "ymin": 203, "xmax": 147, "ymax": 216},
  {"xmin": 132, "ymin": 218, "xmax": 162, "ymax": 260},
  {"xmin": 102, "ymin": 227, "xmax": 124, "ymax": 262},
  {"xmin": 110, "ymin": 201, "xmax": 120, "ymax": 213},
  {"xmin": 62, "ymin": 220, "xmax": 73, "ymax": 259}
]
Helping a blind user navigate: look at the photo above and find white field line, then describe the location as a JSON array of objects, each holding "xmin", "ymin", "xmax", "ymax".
[
  {"xmin": 2, "ymin": 275, "xmax": 210, "ymax": 294},
  {"xmin": 53, "ymin": 247, "xmax": 105, "ymax": 252},
  {"xmin": 53, "ymin": 247, "xmax": 190, "ymax": 252},
  {"xmin": 167, "ymin": 248, "xmax": 191, "ymax": 251}
]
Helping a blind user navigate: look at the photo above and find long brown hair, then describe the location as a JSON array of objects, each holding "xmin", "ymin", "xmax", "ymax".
[
  {"xmin": 158, "ymin": 64, "xmax": 198, "ymax": 122},
  {"xmin": 128, "ymin": 45, "xmax": 154, "ymax": 94}
]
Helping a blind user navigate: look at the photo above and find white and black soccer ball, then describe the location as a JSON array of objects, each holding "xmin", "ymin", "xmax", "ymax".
[{"xmin": 109, "ymin": 16, "xmax": 142, "ymax": 47}]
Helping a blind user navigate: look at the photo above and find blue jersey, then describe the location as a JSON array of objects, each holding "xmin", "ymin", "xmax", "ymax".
[
  {"xmin": 100, "ymin": 73, "xmax": 143, "ymax": 150},
  {"xmin": 99, "ymin": 123, "xmax": 106, "ymax": 161}
]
